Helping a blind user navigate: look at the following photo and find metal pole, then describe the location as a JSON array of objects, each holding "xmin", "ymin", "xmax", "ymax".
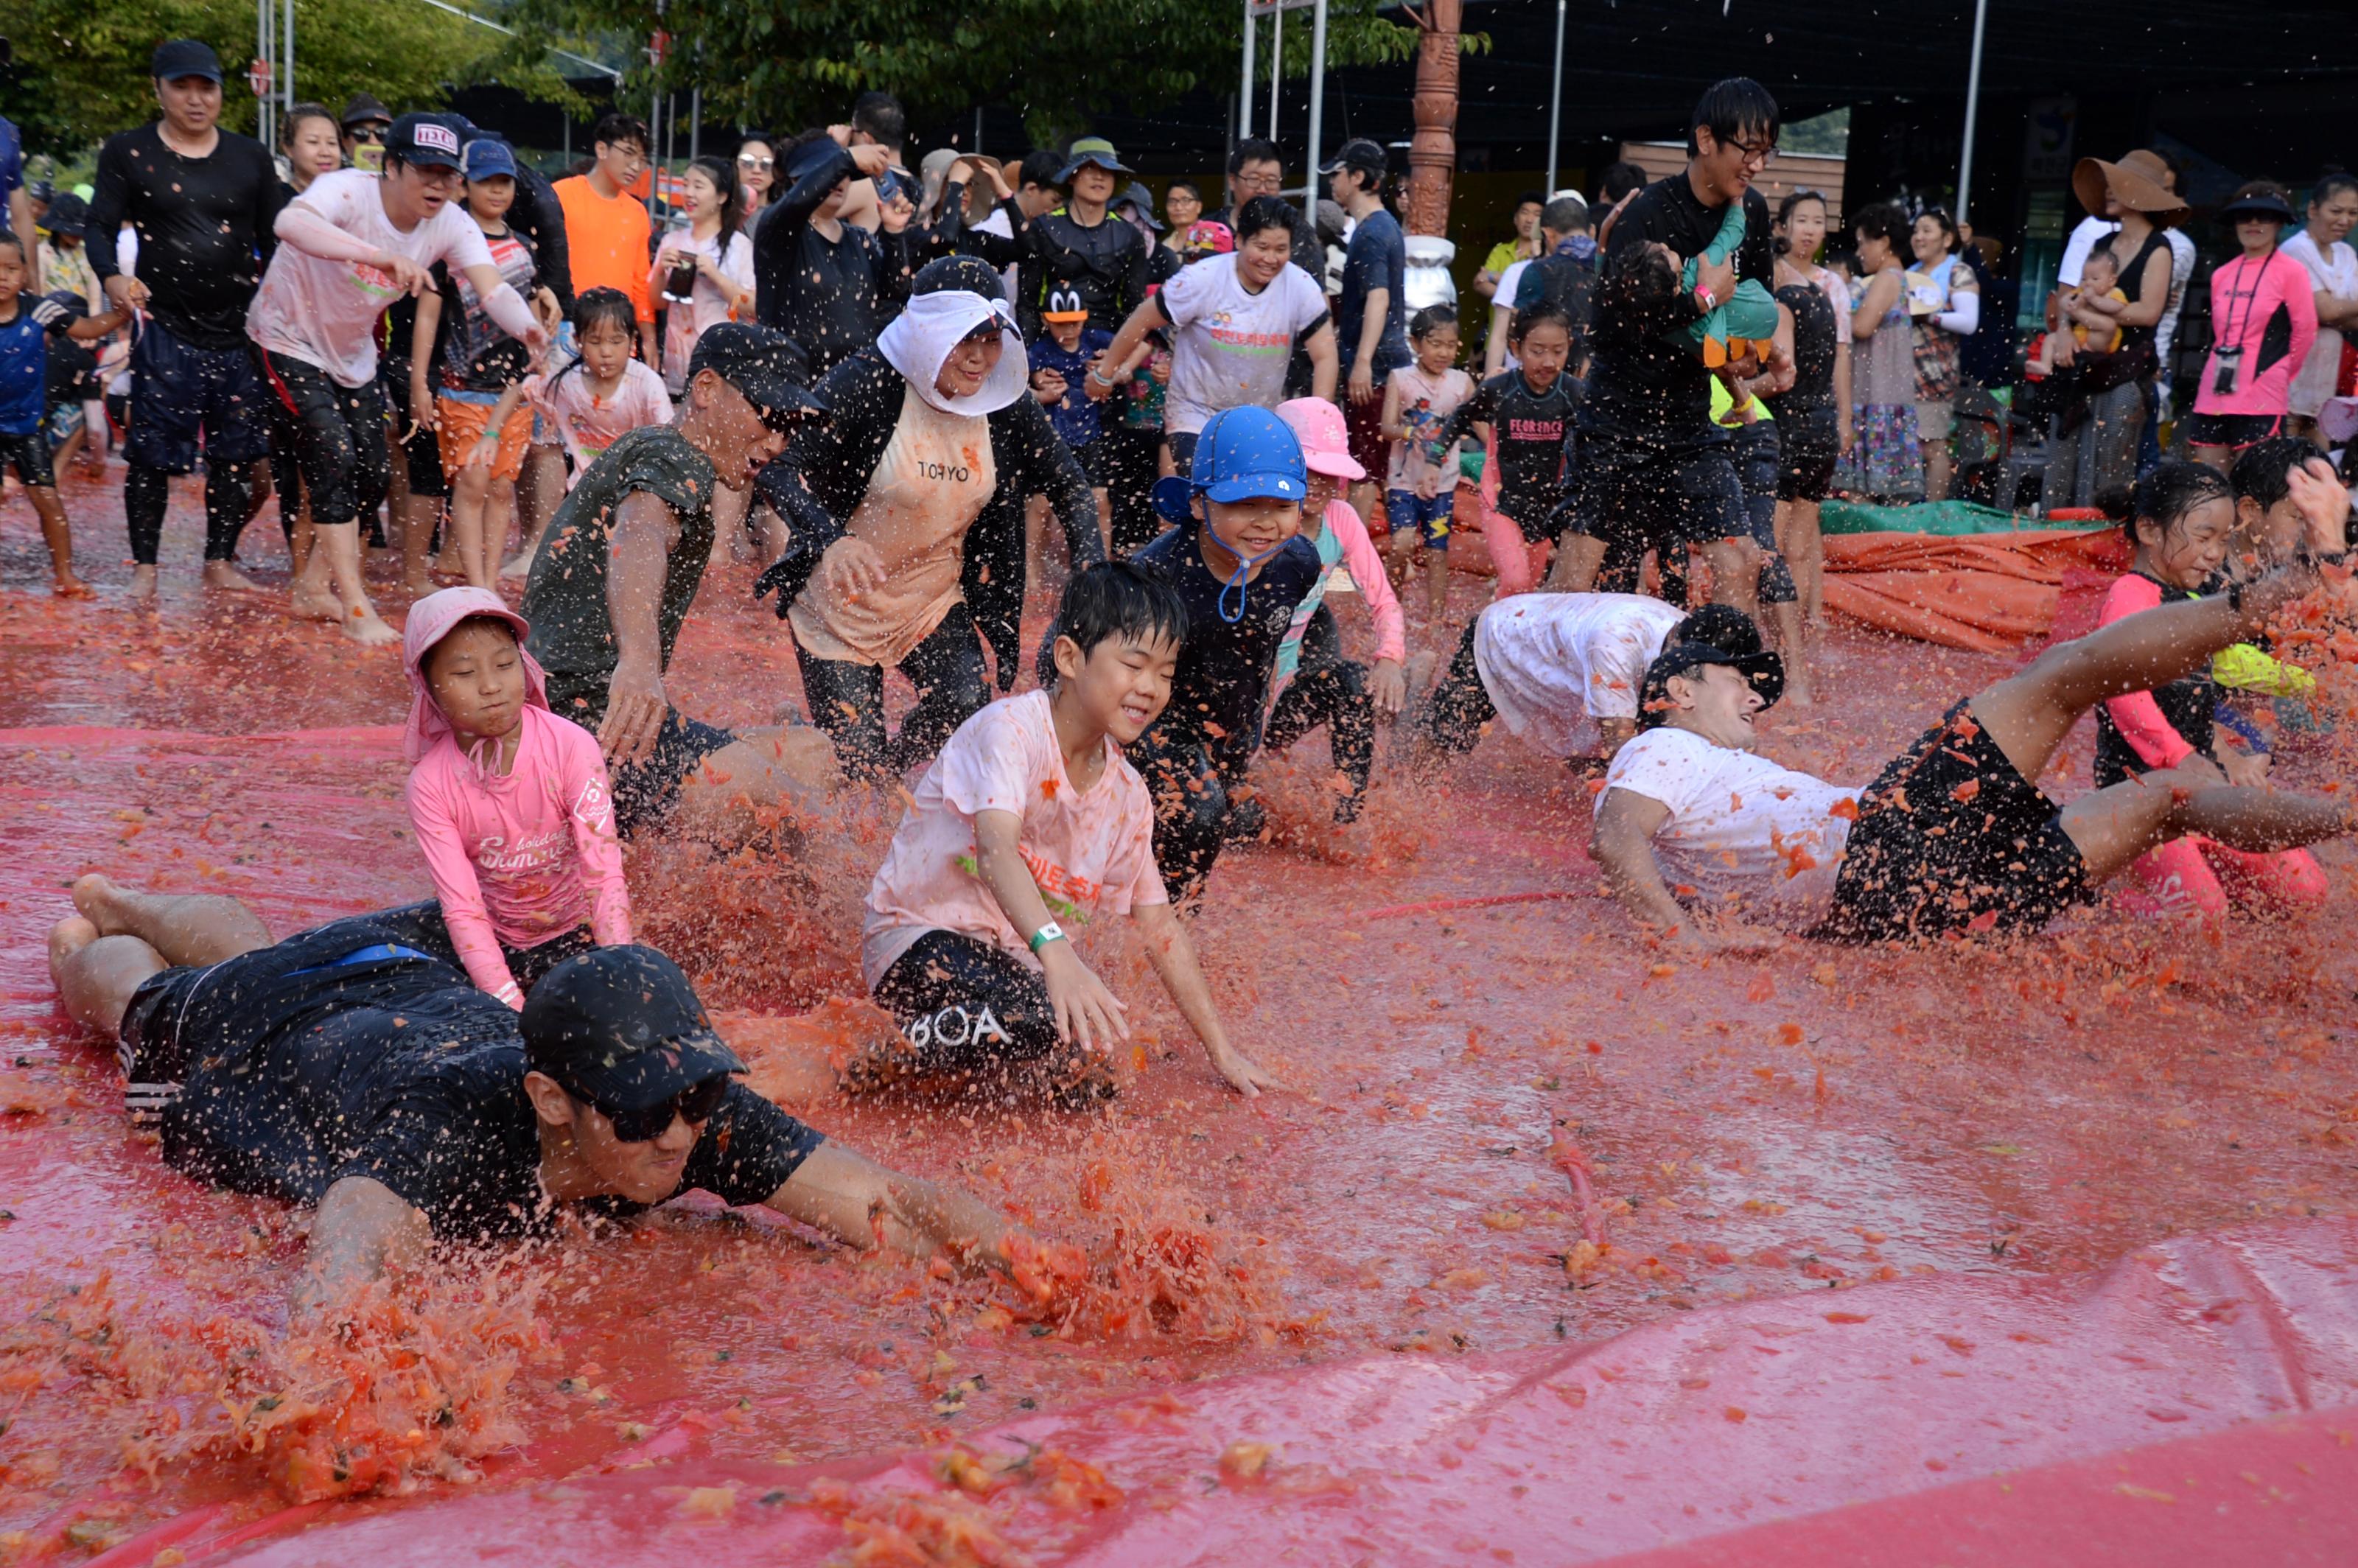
[
  {"xmin": 1268, "ymin": 0, "xmax": 1282, "ymax": 147},
  {"xmin": 1304, "ymin": 0, "xmax": 1327, "ymax": 205},
  {"xmin": 1956, "ymin": 0, "xmax": 1989, "ymax": 225},
  {"xmin": 1545, "ymin": 0, "xmax": 1564, "ymax": 195},
  {"xmin": 1239, "ymin": 0, "xmax": 1256, "ymax": 140},
  {"xmin": 283, "ymin": 0, "xmax": 294, "ymax": 113},
  {"xmin": 973, "ymin": 105, "xmax": 983, "ymax": 150},
  {"xmin": 256, "ymin": 0, "xmax": 271, "ymax": 150},
  {"xmin": 688, "ymin": 83, "xmax": 699, "ymax": 166}
]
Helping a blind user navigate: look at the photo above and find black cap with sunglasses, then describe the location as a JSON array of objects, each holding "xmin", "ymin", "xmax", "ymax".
[{"xmin": 522, "ymin": 945, "xmax": 746, "ymax": 1139}]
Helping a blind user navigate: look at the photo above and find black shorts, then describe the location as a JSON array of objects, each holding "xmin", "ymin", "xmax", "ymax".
[
  {"xmin": 380, "ymin": 359, "xmax": 451, "ymax": 501},
  {"xmin": 2178, "ymin": 410, "xmax": 2283, "ymax": 451},
  {"xmin": 0, "ymin": 427, "xmax": 54, "ymax": 488},
  {"xmin": 869, "ymin": 928, "xmax": 1094, "ymax": 1093},
  {"xmin": 1774, "ymin": 407, "xmax": 1839, "ymax": 503},
  {"xmin": 257, "ymin": 349, "xmax": 390, "ymax": 528},
  {"xmin": 1071, "ymin": 437, "xmax": 1108, "ymax": 487},
  {"xmin": 609, "ymin": 708, "xmax": 736, "ymax": 836},
  {"xmin": 1729, "ymin": 418, "xmax": 1797, "ymax": 606},
  {"xmin": 1565, "ymin": 423, "xmax": 1748, "ymax": 553},
  {"xmin": 1812, "ymin": 701, "xmax": 2095, "ymax": 944},
  {"xmin": 125, "ymin": 321, "xmax": 271, "ymax": 474}
]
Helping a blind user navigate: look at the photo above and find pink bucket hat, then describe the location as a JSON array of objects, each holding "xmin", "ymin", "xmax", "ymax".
[
  {"xmin": 1274, "ymin": 396, "xmax": 1365, "ymax": 482},
  {"xmin": 401, "ymin": 586, "xmax": 548, "ymax": 763}
]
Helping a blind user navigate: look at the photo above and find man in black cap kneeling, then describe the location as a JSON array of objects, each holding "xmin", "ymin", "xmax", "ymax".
[{"xmin": 49, "ymin": 873, "xmax": 1013, "ymax": 1325}]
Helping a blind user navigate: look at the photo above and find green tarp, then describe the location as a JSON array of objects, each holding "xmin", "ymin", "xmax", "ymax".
[{"xmin": 1819, "ymin": 500, "xmax": 2035, "ymax": 536}]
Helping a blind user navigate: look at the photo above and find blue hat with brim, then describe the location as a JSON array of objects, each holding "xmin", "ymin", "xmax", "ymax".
[
  {"xmin": 463, "ymin": 138, "xmax": 517, "ymax": 182},
  {"xmin": 1155, "ymin": 407, "xmax": 1308, "ymax": 522}
]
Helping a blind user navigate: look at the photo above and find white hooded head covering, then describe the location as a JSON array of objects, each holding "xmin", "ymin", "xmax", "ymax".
[{"xmin": 878, "ymin": 287, "xmax": 1026, "ymax": 416}]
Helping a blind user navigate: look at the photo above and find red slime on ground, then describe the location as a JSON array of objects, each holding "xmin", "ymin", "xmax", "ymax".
[{"xmin": 2, "ymin": 470, "xmax": 2357, "ymax": 1561}]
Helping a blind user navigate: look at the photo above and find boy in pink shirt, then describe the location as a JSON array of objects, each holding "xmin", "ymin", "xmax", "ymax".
[
  {"xmin": 404, "ymin": 587, "xmax": 632, "ymax": 1008},
  {"xmin": 861, "ymin": 562, "xmax": 1277, "ymax": 1101},
  {"xmin": 1266, "ymin": 396, "xmax": 1408, "ymax": 823}
]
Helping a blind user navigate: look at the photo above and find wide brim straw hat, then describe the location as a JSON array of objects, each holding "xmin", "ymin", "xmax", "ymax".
[{"xmin": 2071, "ymin": 149, "xmax": 2189, "ymax": 225}]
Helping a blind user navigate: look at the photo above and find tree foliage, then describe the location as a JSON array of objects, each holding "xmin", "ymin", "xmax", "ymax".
[
  {"xmin": 505, "ymin": 0, "xmax": 1424, "ymax": 144},
  {"xmin": 1, "ymin": 0, "xmax": 571, "ymax": 155}
]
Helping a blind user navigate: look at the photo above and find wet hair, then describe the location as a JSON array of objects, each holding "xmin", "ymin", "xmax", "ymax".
[
  {"xmin": 424, "ymin": 614, "xmax": 520, "ymax": 683},
  {"xmin": 2229, "ymin": 437, "xmax": 2321, "ymax": 511},
  {"xmin": 1598, "ymin": 161, "xmax": 1648, "ymax": 206},
  {"xmin": 912, "ymin": 253, "xmax": 1005, "ymax": 302},
  {"xmin": 1410, "ymin": 304, "xmax": 1458, "ymax": 340},
  {"xmin": 553, "ymin": 287, "xmax": 639, "ymax": 391},
  {"xmin": 1054, "ymin": 561, "xmax": 1188, "ymax": 675},
  {"xmin": 1596, "ymin": 239, "xmax": 1679, "ymax": 315},
  {"xmin": 1508, "ymin": 299, "xmax": 1572, "ymax": 345},
  {"xmin": 1687, "ymin": 77, "xmax": 1780, "ymax": 158},
  {"xmin": 1228, "ymin": 136, "xmax": 1284, "ymax": 177},
  {"xmin": 281, "ymin": 102, "xmax": 337, "ymax": 148},
  {"xmin": 2128, "ymin": 459, "xmax": 2233, "ymax": 543},
  {"xmin": 0, "ymin": 234, "xmax": 24, "ymax": 262},
  {"xmin": 687, "ymin": 155, "xmax": 743, "ymax": 237},
  {"xmin": 851, "ymin": 91, "xmax": 905, "ymax": 149},
  {"xmin": 1851, "ymin": 201, "xmax": 1909, "ymax": 251},
  {"xmin": 1540, "ymin": 194, "xmax": 1588, "ymax": 235},
  {"xmin": 1515, "ymin": 189, "xmax": 1546, "ymax": 211},
  {"xmin": 1167, "ymin": 178, "xmax": 1201, "ymax": 202},
  {"xmin": 1234, "ymin": 195, "xmax": 1297, "ymax": 243},
  {"xmin": 592, "ymin": 113, "xmax": 649, "ymax": 154},
  {"xmin": 2311, "ymin": 171, "xmax": 2358, "ymax": 210},
  {"xmin": 1670, "ymin": 604, "xmax": 1763, "ymax": 657},
  {"xmin": 1018, "ymin": 148, "xmax": 1065, "ymax": 193}
]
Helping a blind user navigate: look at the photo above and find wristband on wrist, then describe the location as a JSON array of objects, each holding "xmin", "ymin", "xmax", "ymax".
[
  {"xmin": 1693, "ymin": 283, "xmax": 1717, "ymax": 312},
  {"xmin": 1028, "ymin": 921, "xmax": 1067, "ymax": 953}
]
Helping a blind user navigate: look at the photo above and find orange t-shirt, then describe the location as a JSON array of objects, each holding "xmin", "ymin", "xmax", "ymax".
[{"xmin": 553, "ymin": 175, "xmax": 655, "ymax": 324}]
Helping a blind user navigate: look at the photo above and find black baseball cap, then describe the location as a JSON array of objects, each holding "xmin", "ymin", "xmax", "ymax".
[
  {"xmin": 41, "ymin": 193, "xmax": 87, "ymax": 239},
  {"xmin": 686, "ymin": 321, "xmax": 830, "ymax": 427},
  {"xmin": 1319, "ymin": 137, "xmax": 1387, "ymax": 180},
  {"xmin": 340, "ymin": 92, "xmax": 392, "ymax": 130},
  {"xmin": 521, "ymin": 946, "xmax": 745, "ymax": 1115},
  {"xmin": 386, "ymin": 112, "xmax": 466, "ymax": 171},
  {"xmin": 150, "ymin": 39, "xmax": 223, "ymax": 83},
  {"xmin": 1637, "ymin": 642, "xmax": 1785, "ymax": 730}
]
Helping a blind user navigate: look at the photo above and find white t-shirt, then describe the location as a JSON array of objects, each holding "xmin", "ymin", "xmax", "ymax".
[
  {"xmin": 973, "ymin": 207, "xmax": 1020, "ymax": 304},
  {"xmin": 526, "ymin": 357, "xmax": 674, "ymax": 486},
  {"xmin": 2283, "ymin": 230, "xmax": 2358, "ymax": 418},
  {"xmin": 861, "ymin": 690, "xmax": 1169, "ymax": 990},
  {"xmin": 1474, "ymin": 592, "xmax": 1685, "ymax": 757},
  {"xmin": 1491, "ymin": 259, "xmax": 1531, "ymax": 372},
  {"xmin": 1157, "ymin": 256, "xmax": 1331, "ymax": 434},
  {"xmin": 1602, "ymin": 725, "xmax": 1859, "ymax": 933},
  {"xmin": 2056, "ymin": 214, "xmax": 2117, "ymax": 288},
  {"xmin": 657, "ymin": 228, "xmax": 756, "ymax": 395},
  {"xmin": 247, "ymin": 169, "xmax": 495, "ymax": 387}
]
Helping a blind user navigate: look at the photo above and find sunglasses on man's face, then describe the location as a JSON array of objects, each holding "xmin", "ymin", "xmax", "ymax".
[
  {"xmin": 349, "ymin": 125, "xmax": 388, "ymax": 144},
  {"xmin": 575, "ymin": 1074, "xmax": 729, "ymax": 1143}
]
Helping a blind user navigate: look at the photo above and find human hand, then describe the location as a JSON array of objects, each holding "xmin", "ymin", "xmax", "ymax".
[
  {"xmin": 2288, "ymin": 456, "xmax": 2354, "ymax": 557},
  {"xmin": 848, "ymin": 144, "xmax": 894, "ymax": 178},
  {"xmin": 1369, "ymin": 656, "xmax": 1407, "ymax": 716},
  {"xmin": 826, "ymin": 123, "xmax": 853, "ymax": 147},
  {"xmin": 408, "ymin": 379, "xmax": 438, "ymax": 438},
  {"xmin": 1694, "ymin": 251, "xmax": 1738, "ymax": 305},
  {"xmin": 1040, "ymin": 944, "xmax": 1130, "ymax": 1053},
  {"xmin": 105, "ymin": 273, "xmax": 152, "ymax": 313},
  {"xmin": 978, "ymin": 162, "xmax": 1014, "ymax": 201},
  {"xmin": 465, "ymin": 434, "xmax": 500, "ymax": 471},
  {"xmin": 375, "ymin": 251, "xmax": 434, "ymax": 297},
  {"xmin": 1838, "ymin": 415, "xmax": 1856, "ymax": 455},
  {"xmin": 2219, "ymin": 747, "xmax": 2273, "ymax": 788},
  {"xmin": 1034, "ymin": 368, "xmax": 1068, "ymax": 405},
  {"xmin": 1149, "ymin": 351, "xmax": 1171, "ymax": 385},
  {"xmin": 598, "ymin": 659, "xmax": 668, "ymax": 766},
  {"xmin": 1348, "ymin": 362, "xmax": 1376, "ymax": 405},
  {"xmin": 819, "ymin": 536, "xmax": 889, "ymax": 600},
  {"xmin": 1084, "ymin": 367, "xmax": 1118, "ymax": 403},
  {"xmin": 1208, "ymin": 1043, "xmax": 1281, "ymax": 1097},
  {"xmin": 533, "ymin": 287, "xmax": 561, "ymax": 334}
]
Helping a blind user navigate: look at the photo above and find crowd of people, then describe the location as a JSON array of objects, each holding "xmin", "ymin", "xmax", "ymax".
[{"xmin": 12, "ymin": 53, "xmax": 2358, "ymax": 1317}]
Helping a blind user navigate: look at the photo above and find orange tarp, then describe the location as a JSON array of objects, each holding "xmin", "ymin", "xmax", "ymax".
[{"xmin": 1822, "ymin": 528, "xmax": 2130, "ymax": 654}]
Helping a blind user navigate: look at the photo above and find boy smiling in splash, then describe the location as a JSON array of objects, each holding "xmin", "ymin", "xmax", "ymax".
[{"xmin": 862, "ymin": 561, "xmax": 1277, "ymax": 1099}]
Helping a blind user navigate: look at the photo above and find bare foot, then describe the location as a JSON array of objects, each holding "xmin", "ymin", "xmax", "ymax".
[
  {"xmin": 130, "ymin": 565, "xmax": 159, "ymax": 601},
  {"xmin": 497, "ymin": 548, "xmax": 536, "ymax": 581},
  {"xmin": 342, "ymin": 608, "xmax": 402, "ymax": 647},
  {"xmin": 202, "ymin": 559, "xmax": 266, "ymax": 592},
  {"xmin": 52, "ymin": 573, "xmax": 95, "ymax": 600},
  {"xmin": 71, "ymin": 872, "xmax": 134, "ymax": 936},
  {"xmin": 290, "ymin": 581, "xmax": 343, "ymax": 623},
  {"xmin": 49, "ymin": 914, "xmax": 99, "ymax": 976}
]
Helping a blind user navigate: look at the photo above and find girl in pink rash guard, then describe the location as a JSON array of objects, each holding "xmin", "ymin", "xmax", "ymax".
[
  {"xmin": 402, "ymin": 587, "xmax": 633, "ymax": 1007},
  {"xmin": 1267, "ymin": 397, "xmax": 1409, "ymax": 822},
  {"xmin": 2093, "ymin": 462, "xmax": 2326, "ymax": 920}
]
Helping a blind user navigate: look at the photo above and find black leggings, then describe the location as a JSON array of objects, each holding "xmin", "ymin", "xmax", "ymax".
[
  {"xmin": 124, "ymin": 461, "xmax": 257, "ymax": 565},
  {"xmin": 1100, "ymin": 425, "xmax": 1164, "ymax": 556},
  {"xmin": 870, "ymin": 928, "xmax": 1068, "ymax": 1085},
  {"xmin": 259, "ymin": 349, "xmax": 388, "ymax": 529},
  {"xmin": 1423, "ymin": 617, "xmax": 1497, "ymax": 755},
  {"xmin": 1132, "ymin": 726, "xmax": 1248, "ymax": 907},
  {"xmin": 1262, "ymin": 605, "xmax": 1374, "ymax": 820},
  {"xmin": 795, "ymin": 601, "xmax": 989, "ymax": 782}
]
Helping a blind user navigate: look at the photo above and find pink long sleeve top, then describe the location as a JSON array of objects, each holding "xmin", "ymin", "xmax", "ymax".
[
  {"xmin": 405, "ymin": 704, "xmax": 633, "ymax": 1008},
  {"xmin": 2192, "ymin": 249, "xmax": 2318, "ymax": 419},
  {"xmin": 1273, "ymin": 499, "xmax": 1408, "ymax": 691}
]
